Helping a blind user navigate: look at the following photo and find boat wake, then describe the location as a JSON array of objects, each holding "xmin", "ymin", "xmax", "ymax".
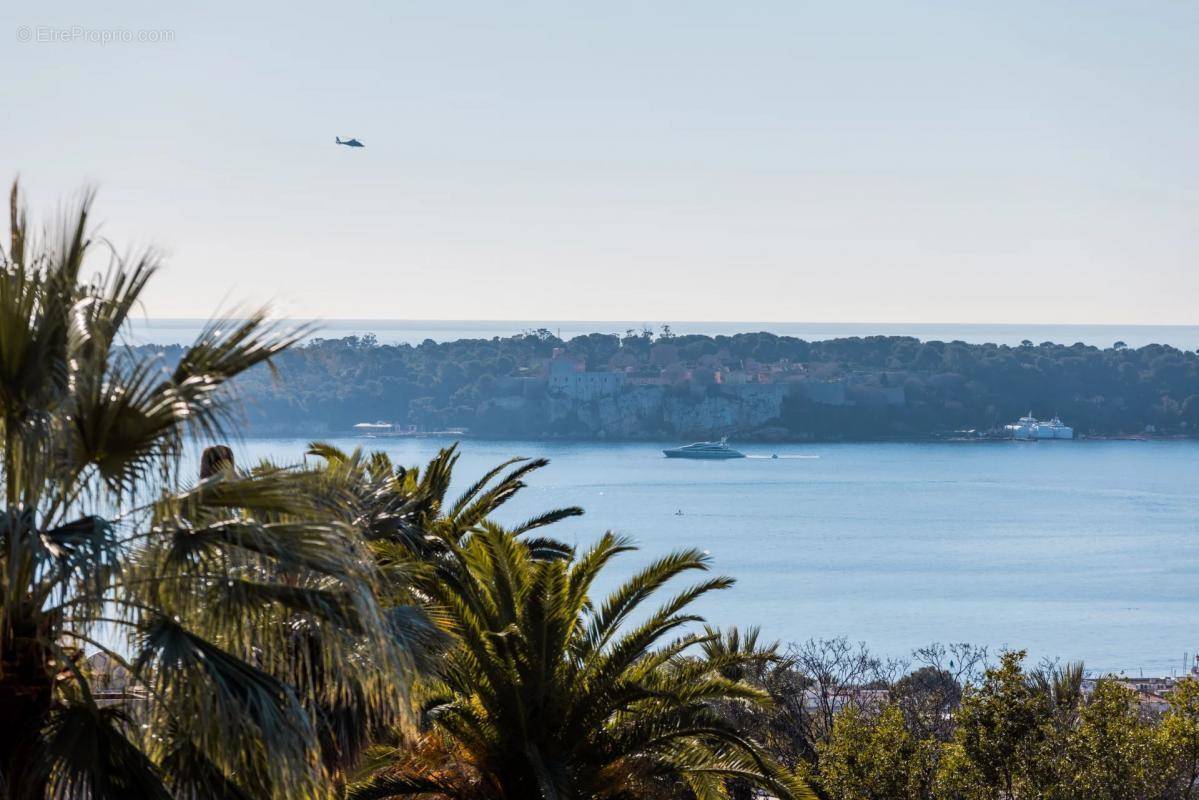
[{"xmin": 745, "ymin": 454, "xmax": 820, "ymax": 459}]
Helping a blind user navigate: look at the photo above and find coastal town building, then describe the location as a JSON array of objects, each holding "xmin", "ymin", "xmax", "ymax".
[
  {"xmin": 547, "ymin": 351, "xmax": 626, "ymax": 400},
  {"xmin": 1080, "ymin": 670, "xmax": 1196, "ymax": 715}
]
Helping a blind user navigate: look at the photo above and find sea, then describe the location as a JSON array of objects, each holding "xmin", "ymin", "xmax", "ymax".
[
  {"xmin": 215, "ymin": 436, "xmax": 1199, "ymax": 677},
  {"xmin": 132, "ymin": 319, "xmax": 1199, "ymax": 351}
]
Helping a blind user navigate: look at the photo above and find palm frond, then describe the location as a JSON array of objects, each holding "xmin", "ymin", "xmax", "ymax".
[
  {"xmin": 157, "ymin": 726, "xmax": 256, "ymax": 800},
  {"xmin": 509, "ymin": 506, "xmax": 584, "ymax": 537},
  {"xmin": 347, "ymin": 771, "xmax": 464, "ymax": 800},
  {"xmin": 38, "ymin": 701, "xmax": 173, "ymax": 800}
]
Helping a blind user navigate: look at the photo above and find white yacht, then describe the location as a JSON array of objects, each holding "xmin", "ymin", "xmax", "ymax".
[
  {"xmin": 663, "ymin": 438, "xmax": 746, "ymax": 459},
  {"xmin": 1004, "ymin": 413, "xmax": 1038, "ymax": 440},
  {"xmin": 1005, "ymin": 412, "xmax": 1073, "ymax": 440},
  {"xmin": 1036, "ymin": 416, "xmax": 1074, "ymax": 439}
]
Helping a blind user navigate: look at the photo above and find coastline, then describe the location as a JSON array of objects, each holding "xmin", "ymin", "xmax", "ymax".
[{"xmin": 245, "ymin": 429, "xmax": 1199, "ymax": 445}]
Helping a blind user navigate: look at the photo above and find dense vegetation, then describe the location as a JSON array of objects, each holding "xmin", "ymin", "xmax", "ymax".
[
  {"xmin": 184, "ymin": 330, "xmax": 1199, "ymax": 439},
  {"xmin": 700, "ymin": 640, "xmax": 1199, "ymax": 800}
]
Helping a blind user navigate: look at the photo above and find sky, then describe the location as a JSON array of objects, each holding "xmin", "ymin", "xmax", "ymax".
[{"xmin": 2, "ymin": 1, "xmax": 1197, "ymax": 324}]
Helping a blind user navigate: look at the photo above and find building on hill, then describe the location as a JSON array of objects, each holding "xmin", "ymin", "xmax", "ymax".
[
  {"xmin": 549, "ymin": 370, "xmax": 626, "ymax": 400},
  {"xmin": 627, "ymin": 368, "xmax": 670, "ymax": 386},
  {"xmin": 547, "ymin": 353, "xmax": 626, "ymax": 400}
]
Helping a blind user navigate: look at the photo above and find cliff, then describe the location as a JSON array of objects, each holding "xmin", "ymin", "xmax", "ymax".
[{"xmin": 542, "ymin": 384, "xmax": 789, "ymax": 438}]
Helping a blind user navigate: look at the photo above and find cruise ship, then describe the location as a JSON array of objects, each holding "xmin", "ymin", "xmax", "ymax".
[
  {"xmin": 663, "ymin": 438, "xmax": 746, "ymax": 459},
  {"xmin": 1004, "ymin": 412, "xmax": 1074, "ymax": 440}
]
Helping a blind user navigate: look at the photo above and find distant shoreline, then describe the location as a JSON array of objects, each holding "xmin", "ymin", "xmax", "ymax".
[{"xmin": 241, "ymin": 430, "xmax": 1199, "ymax": 445}]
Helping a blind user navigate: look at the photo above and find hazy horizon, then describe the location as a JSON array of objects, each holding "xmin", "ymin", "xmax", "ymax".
[
  {"xmin": 138, "ymin": 315, "xmax": 1199, "ymax": 327},
  {"xmin": 3, "ymin": 1, "xmax": 1197, "ymax": 323},
  {"xmin": 126, "ymin": 317, "xmax": 1199, "ymax": 351}
]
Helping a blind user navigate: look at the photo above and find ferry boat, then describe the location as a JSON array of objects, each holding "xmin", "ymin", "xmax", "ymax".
[
  {"xmin": 663, "ymin": 438, "xmax": 746, "ymax": 459},
  {"xmin": 1004, "ymin": 412, "xmax": 1073, "ymax": 440}
]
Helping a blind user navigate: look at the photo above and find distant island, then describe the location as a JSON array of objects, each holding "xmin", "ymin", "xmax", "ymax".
[{"xmin": 147, "ymin": 329, "xmax": 1199, "ymax": 441}]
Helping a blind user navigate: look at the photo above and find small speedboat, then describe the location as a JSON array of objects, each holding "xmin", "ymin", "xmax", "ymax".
[{"xmin": 663, "ymin": 437, "xmax": 745, "ymax": 459}]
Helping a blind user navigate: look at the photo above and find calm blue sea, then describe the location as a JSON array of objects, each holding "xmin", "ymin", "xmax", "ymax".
[
  {"xmin": 133, "ymin": 319, "xmax": 1199, "ymax": 350},
  {"xmin": 214, "ymin": 437, "xmax": 1199, "ymax": 676}
]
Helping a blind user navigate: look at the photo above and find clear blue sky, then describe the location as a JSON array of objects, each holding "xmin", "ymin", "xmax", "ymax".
[{"xmin": 2, "ymin": 1, "xmax": 1196, "ymax": 323}]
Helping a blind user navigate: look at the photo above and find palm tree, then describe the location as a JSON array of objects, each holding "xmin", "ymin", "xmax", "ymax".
[
  {"xmin": 348, "ymin": 522, "xmax": 815, "ymax": 800},
  {"xmin": 699, "ymin": 626, "xmax": 782, "ymax": 683},
  {"xmin": 0, "ymin": 182, "xmax": 408, "ymax": 799},
  {"xmin": 304, "ymin": 442, "xmax": 582, "ymax": 562},
  {"xmin": 1030, "ymin": 660, "xmax": 1085, "ymax": 720},
  {"xmin": 280, "ymin": 443, "xmax": 583, "ymax": 785}
]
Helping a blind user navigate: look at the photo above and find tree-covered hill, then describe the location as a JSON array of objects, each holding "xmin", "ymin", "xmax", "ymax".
[{"xmin": 146, "ymin": 329, "xmax": 1199, "ymax": 439}]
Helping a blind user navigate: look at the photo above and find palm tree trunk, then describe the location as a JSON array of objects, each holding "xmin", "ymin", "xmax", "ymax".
[
  {"xmin": 0, "ymin": 616, "xmax": 53, "ymax": 799},
  {"xmin": 1, "ymin": 416, "xmax": 49, "ymax": 798}
]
